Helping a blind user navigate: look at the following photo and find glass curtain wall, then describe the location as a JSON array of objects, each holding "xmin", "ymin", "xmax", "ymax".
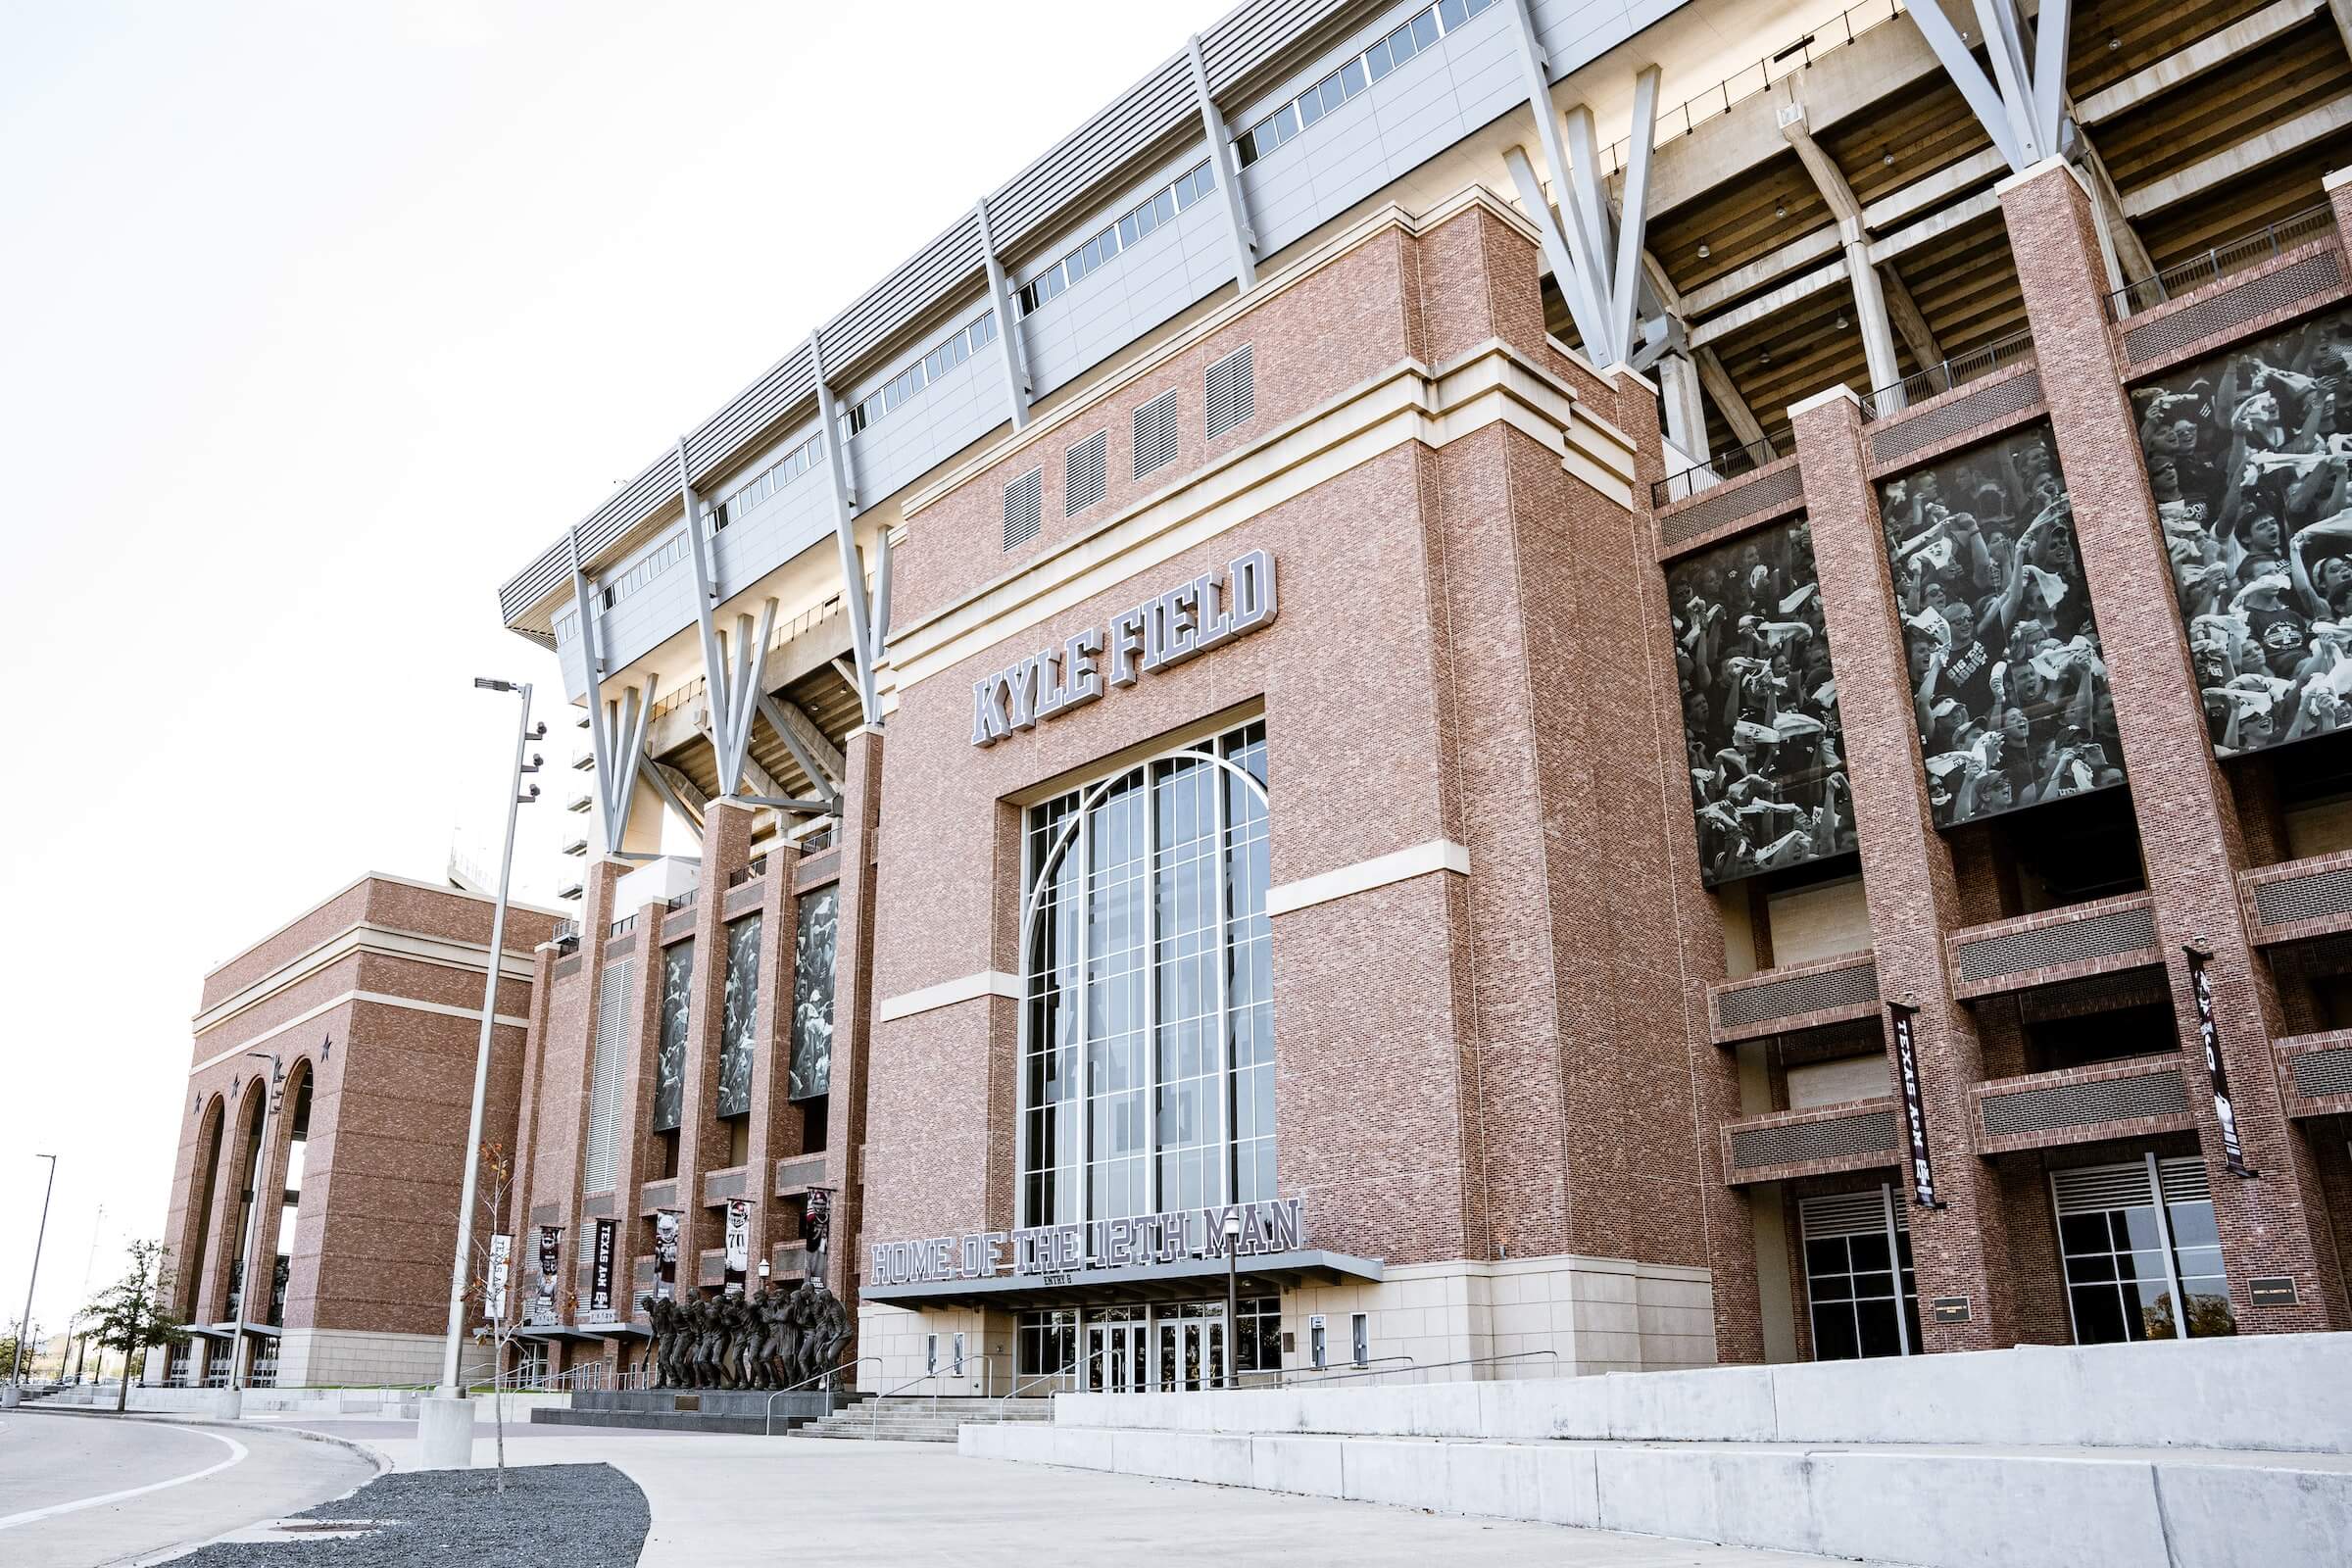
[{"xmin": 1020, "ymin": 721, "xmax": 1273, "ymax": 1236}]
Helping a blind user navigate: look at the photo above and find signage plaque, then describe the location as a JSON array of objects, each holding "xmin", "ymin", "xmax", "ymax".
[
  {"xmin": 970, "ymin": 550, "xmax": 1277, "ymax": 748},
  {"xmin": 871, "ymin": 1198, "xmax": 1306, "ymax": 1288}
]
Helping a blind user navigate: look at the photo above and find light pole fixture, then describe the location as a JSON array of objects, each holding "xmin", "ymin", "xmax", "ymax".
[
  {"xmin": 230, "ymin": 1053, "xmax": 282, "ymax": 1392},
  {"xmin": 9, "ymin": 1153, "xmax": 57, "ymax": 1396},
  {"xmin": 438, "ymin": 679, "xmax": 544, "ymax": 1397},
  {"xmin": 1222, "ymin": 1211, "xmax": 1243, "ymax": 1390}
]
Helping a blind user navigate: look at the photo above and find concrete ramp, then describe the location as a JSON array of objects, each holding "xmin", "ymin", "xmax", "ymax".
[{"xmin": 959, "ymin": 1335, "xmax": 2352, "ymax": 1567}]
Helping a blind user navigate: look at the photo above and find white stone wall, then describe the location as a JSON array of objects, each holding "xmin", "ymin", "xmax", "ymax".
[
  {"xmin": 858, "ymin": 1251, "xmax": 1716, "ymax": 1392},
  {"xmin": 275, "ymin": 1327, "xmax": 492, "ymax": 1389}
]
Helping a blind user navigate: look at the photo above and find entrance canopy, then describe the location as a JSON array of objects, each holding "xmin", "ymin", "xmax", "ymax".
[{"xmin": 858, "ymin": 1248, "xmax": 1383, "ymax": 1312}]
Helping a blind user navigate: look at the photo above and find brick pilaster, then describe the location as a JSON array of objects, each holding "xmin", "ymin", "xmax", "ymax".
[
  {"xmin": 677, "ymin": 799, "xmax": 755, "ymax": 1278},
  {"xmin": 823, "ymin": 730, "xmax": 884, "ymax": 1305},
  {"xmin": 1791, "ymin": 385, "xmax": 2019, "ymax": 1350},
  {"xmin": 1999, "ymin": 159, "xmax": 2346, "ymax": 1332}
]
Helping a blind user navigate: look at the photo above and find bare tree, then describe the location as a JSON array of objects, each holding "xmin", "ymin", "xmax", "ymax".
[
  {"xmin": 464, "ymin": 1141, "xmax": 521, "ymax": 1490},
  {"xmin": 82, "ymin": 1242, "xmax": 186, "ymax": 1413}
]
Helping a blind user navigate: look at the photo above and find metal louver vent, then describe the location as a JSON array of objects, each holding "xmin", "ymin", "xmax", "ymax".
[
  {"xmin": 1134, "ymin": 389, "xmax": 1180, "ymax": 477},
  {"xmin": 1004, "ymin": 468, "xmax": 1042, "ymax": 551},
  {"xmin": 2157, "ymin": 1155, "xmax": 2211, "ymax": 1204},
  {"xmin": 1980, "ymin": 1067, "xmax": 2187, "ymax": 1138},
  {"xmin": 1205, "ymin": 344, "xmax": 1254, "ymax": 438},
  {"xmin": 2052, "ymin": 1161, "xmax": 2157, "ymax": 1214},
  {"xmin": 1954, "ymin": 904, "xmax": 2158, "ymax": 984},
  {"xmin": 1065, "ymin": 431, "xmax": 1107, "ymax": 515},
  {"xmin": 1728, "ymin": 1107, "xmax": 1897, "ymax": 1171},
  {"xmin": 583, "ymin": 959, "xmax": 632, "ymax": 1193},
  {"xmin": 2124, "ymin": 253, "xmax": 2344, "ymax": 365},
  {"xmin": 2251, "ymin": 865, "xmax": 2352, "ymax": 927},
  {"xmin": 2290, "ymin": 1046, "xmax": 2352, "ymax": 1098},
  {"xmin": 1869, "ymin": 369, "xmax": 2044, "ymax": 466},
  {"xmin": 1798, "ymin": 1189, "xmax": 1907, "ymax": 1240},
  {"xmin": 1657, "ymin": 466, "xmax": 1803, "ymax": 549},
  {"xmin": 1714, "ymin": 959, "xmax": 1880, "ymax": 1030}
]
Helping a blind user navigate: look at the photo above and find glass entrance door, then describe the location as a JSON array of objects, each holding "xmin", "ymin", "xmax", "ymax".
[
  {"xmin": 1155, "ymin": 1312, "xmax": 1227, "ymax": 1391},
  {"xmin": 1086, "ymin": 1321, "xmax": 1149, "ymax": 1392}
]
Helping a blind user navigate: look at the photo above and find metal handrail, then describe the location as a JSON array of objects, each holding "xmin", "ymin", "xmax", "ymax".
[
  {"xmin": 2105, "ymin": 203, "xmax": 2337, "ymax": 319},
  {"xmin": 1278, "ymin": 1354, "xmax": 1416, "ymax": 1389},
  {"xmin": 767, "ymin": 1355, "xmax": 881, "ymax": 1435},
  {"xmin": 1653, "ymin": 436, "xmax": 1783, "ymax": 507},
  {"xmin": 1858, "ymin": 328, "xmax": 2035, "ymax": 422},
  {"xmin": 872, "ymin": 1369, "xmax": 951, "ymax": 1436},
  {"xmin": 1283, "ymin": 1348, "xmax": 1560, "ymax": 1388},
  {"xmin": 993, "ymin": 1368, "xmax": 1081, "ymax": 1413},
  {"xmin": 1601, "ymin": 0, "xmax": 1907, "ymax": 173}
]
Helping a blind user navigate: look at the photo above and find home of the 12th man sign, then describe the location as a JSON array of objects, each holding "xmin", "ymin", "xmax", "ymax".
[
  {"xmin": 871, "ymin": 1198, "xmax": 1306, "ymax": 1287},
  {"xmin": 971, "ymin": 549, "xmax": 1277, "ymax": 747}
]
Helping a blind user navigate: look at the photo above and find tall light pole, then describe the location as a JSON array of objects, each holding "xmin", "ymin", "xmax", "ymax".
[
  {"xmin": 230, "ymin": 1053, "xmax": 281, "ymax": 1392},
  {"xmin": 8, "ymin": 1153, "xmax": 58, "ymax": 1400},
  {"xmin": 437, "ymin": 679, "xmax": 543, "ymax": 1397}
]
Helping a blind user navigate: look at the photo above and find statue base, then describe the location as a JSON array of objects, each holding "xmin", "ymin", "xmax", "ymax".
[{"xmin": 531, "ymin": 1387, "xmax": 858, "ymax": 1436}]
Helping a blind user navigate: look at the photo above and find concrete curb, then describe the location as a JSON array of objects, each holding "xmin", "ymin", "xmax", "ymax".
[{"xmin": 19, "ymin": 1403, "xmax": 395, "ymax": 1482}]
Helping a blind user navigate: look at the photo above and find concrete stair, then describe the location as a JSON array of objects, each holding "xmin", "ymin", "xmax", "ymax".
[{"xmin": 800, "ymin": 1396, "xmax": 1054, "ymax": 1444}]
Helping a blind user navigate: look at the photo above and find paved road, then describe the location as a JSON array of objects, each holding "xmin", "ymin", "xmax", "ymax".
[
  {"xmin": 316, "ymin": 1419, "xmax": 1878, "ymax": 1567},
  {"xmin": 0, "ymin": 1408, "xmax": 376, "ymax": 1567}
]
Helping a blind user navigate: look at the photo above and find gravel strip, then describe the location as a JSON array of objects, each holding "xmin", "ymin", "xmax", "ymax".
[{"xmin": 173, "ymin": 1463, "xmax": 650, "ymax": 1568}]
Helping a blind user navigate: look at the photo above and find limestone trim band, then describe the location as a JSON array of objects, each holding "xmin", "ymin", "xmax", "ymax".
[
  {"xmin": 876, "ymin": 969, "xmax": 1023, "ymax": 1023},
  {"xmin": 1265, "ymin": 838, "xmax": 1470, "ymax": 917},
  {"xmin": 194, "ymin": 920, "xmax": 541, "ymax": 1039},
  {"xmin": 188, "ymin": 990, "xmax": 533, "ymax": 1075},
  {"xmin": 887, "ymin": 333, "xmax": 1637, "ymax": 694}
]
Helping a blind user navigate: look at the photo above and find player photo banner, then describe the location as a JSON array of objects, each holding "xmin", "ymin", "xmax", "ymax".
[
  {"xmin": 2184, "ymin": 946, "xmax": 2254, "ymax": 1176},
  {"xmin": 724, "ymin": 1200, "xmax": 751, "ymax": 1278},
  {"xmin": 1666, "ymin": 512, "xmax": 1858, "ymax": 886},
  {"xmin": 2131, "ymin": 304, "xmax": 2352, "ymax": 760},
  {"xmin": 1887, "ymin": 1004, "xmax": 1939, "ymax": 1208},
  {"xmin": 485, "ymin": 1233, "xmax": 512, "ymax": 1322},
  {"xmin": 534, "ymin": 1224, "xmax": 562, "ymax": 1321},
  {"xmin": 653, "ymin": 1209, "xmax": 682, "ymax": 1302},
  {"xmin": 1875, "ymin": 423, "xmax": 2127, "ymax": 828}
]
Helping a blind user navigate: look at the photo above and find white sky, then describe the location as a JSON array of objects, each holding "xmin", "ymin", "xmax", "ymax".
[{"xmin": 0, "ymin": 0, "xmax": 1232, "ymax": 1347}]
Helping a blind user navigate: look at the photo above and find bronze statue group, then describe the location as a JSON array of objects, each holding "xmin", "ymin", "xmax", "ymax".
[{"xmin": 640, "ymin": 1278, "xmax": 852, "ymax": 1391}]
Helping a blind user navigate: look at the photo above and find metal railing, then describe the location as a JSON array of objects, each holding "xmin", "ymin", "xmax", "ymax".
[
  {"xmin": 645, "ymin": 595, "xmax": 853, "ymax": 725},
  {"xmin": 2106, "ymin": 203, "xmax": 2337, "ymax": 318},
  {"xmin": 662, "ymin": 889, "xmax": 696, "ymax": 911},
  {"xmin": 768, "ymin": 1355, "xmax": 883, "ymax": 1434},
  {"xmin": 1858, "ymin": 327, "xmax": 2035, "ymax": 421},
  {"xmin": 728, "ymin": 859, "xmax": 768, "ymax": 888},
  {"xmin": 1280, "ymin": 1348, "xmax": 1560, "ymax": 1387},
  {"xmin": 552, "ymin": 916, "xmax": 580, "ymax": 944},
  {"xmin": 1653, "ymin": 435, "xmax": 1782, "ymax": 507},
  {"xmin": 608, "ymin": 914, "xmax": 637, "ymax": 938},
  {"xmin": 1602, "ymin": 0, "xmax": 1907, "ymax": 174}
]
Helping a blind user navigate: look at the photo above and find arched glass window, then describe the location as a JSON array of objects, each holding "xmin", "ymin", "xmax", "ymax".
[{"xmin": 1018, "ymin": 720, "xmax": 1272, "ymax": 1233}]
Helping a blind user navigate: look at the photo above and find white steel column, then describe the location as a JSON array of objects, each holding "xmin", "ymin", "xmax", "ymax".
[
  {"xmin": 1185, "ymin": 35, "xmax": 1258, "ymax": 294},
  {"xmin": 975, "ymin": 200, "xmax": 1032, "ymax": 431},
  {"xmin": 809, "ymin": 331, "xmax": 882, "ymax": 728},
  {"xmin": 1879, "ymin": 1182, "xmax": 1913, "ymax": 1357}
]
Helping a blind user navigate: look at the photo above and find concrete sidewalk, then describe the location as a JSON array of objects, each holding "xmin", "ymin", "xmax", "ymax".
[{"xmin": 293, "ymin": 1418, "xmax": 1885, "ymax": 1567}]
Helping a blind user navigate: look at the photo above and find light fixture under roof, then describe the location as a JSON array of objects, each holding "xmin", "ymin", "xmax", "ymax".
[
  {"xmin": 1775, "ymin": 203, "xmax": 1787, "ymax": 219},
  {"xmin": 1837, "ymin": 314, "xmax": 1849, "ymax": 329},
  {"xmin": 1759, "ymin": 349, "xmax": 1773, "ymax": 366},
  {"xmin": 1697, "ymin": 241, "xmax": 1712, "ymax": 259}
]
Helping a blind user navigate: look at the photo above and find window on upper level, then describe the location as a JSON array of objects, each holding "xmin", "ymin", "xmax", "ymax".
[
  {"xmin": 1234, "ymin": 0, "xmax": 1497, "ymax": 168},
  {"xmin": 1015, "ymin": 162, "xmax": 1216, "ymax": 318},
  {"xmin": 839, "ymin": 312, "xmax": 999, "ymax": 442}
]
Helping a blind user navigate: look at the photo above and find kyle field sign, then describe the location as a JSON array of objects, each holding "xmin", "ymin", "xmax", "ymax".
[
  {"xmin": 872, "ymin": 1198, "xmax": 1306, "ymax": 1287},
  {"xmin": 970, "ymin": 549, "xmax": 1277, "ymax": 747}
]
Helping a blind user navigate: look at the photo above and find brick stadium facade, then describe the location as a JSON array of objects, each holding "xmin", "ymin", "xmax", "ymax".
[
  {"xmin": 155, "ymin": 877, "xmax": 557, "ymax": 1389},
  {"xmin": 201, "ymin": 0, "xmax": 2352, "ymax": 1395}
]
